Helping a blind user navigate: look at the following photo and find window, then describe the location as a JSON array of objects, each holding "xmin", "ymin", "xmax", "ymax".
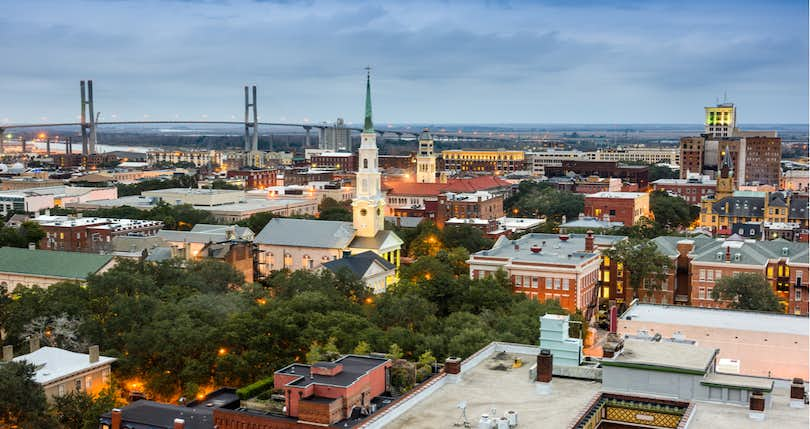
[
  {"xmin": 554, "ymin": 278, "xmax": 561, "ymax": 290},
  {"xmin": 58, "ymin": 383, "xmax": 65, "ymax": 396},
  {"xmin": 706, "ymin": 270, "xmax": 713, "ymax": 282},
  {"xmin": 363, "ymin": 158, "xmax": 368, "ymax": 169},
  {"xmin": 545, "ymin": 278, "xmax": 552, "ymax": 289},
  {"xmin": 283, "ymin": 253, "xmax": 293, "ymax": 268},
  {"xmin": 303, "ymin": 255, "xmax": 313, "ymax": 269},
  {"xmin": 562, "ymin": 280, "xmax": 569, "ymax": 291},
  {"xmin": 602, "ymin": 271, "xmax": 610, "ymax": 282},
  {"xmin": 531, "ymin": 277, "xmax": 538, "ymax": 288},
  {"xmin": 699, "ymin": 287, "xmax": 706, "ymax": 299},
  {"xmin": 609, "ymin": 209, "xmax": 616, "ymax": 216},
  {"xmin": 75, "ymin": 379, "xmax": 82, "ymax": 391},
  {"xmin": 515, "ymin": 276, "xmax": 523, "ymax": 287},
  {"xmin": 798, "ymin": 271, "xmax": 804, "ymax": 286},
  {"xmin": 796, "ymin": 289, "xmax": 802, "ymax": 301},
  {"xmin": 699, "ymin": 269, "xmax": 706, "ymax": 281}
]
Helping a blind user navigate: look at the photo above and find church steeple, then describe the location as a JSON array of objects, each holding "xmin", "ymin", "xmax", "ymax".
[
  {"xmin": 353, "ymin": 68, "xmax": 385, "ymax": 238},
  {"xmin": 364, "ymin": 67, "xmax": 374, "ymax": 133}
]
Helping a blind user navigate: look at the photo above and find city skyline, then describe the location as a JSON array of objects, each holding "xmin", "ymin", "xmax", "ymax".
[{"xmin": 1, "ymin": 0, "xmax": 807, "ymax": 125}]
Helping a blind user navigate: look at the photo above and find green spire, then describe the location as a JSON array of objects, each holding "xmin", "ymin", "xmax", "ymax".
[{"xmin": 364, "ymin": 67, "xmax": 373, "ymax": 133}]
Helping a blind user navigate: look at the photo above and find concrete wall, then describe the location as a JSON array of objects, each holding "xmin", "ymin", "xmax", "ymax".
[
  {"xmin": 43, "ymin": 365, "xmax": 111, "ymax": 402},
  {"xmin": 603, "ymin": 366, "xmax": 703, "ymax": 401}
]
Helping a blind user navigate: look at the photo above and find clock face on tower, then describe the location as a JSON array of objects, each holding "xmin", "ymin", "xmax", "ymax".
[{"xmin": 361, "ymin": 209, "xmax": 368, "ymax": 216}]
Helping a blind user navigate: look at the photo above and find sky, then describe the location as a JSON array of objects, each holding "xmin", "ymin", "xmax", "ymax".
[{"xmin": 1, "ymin": 0, "xmax": 807, "ymax": 125}]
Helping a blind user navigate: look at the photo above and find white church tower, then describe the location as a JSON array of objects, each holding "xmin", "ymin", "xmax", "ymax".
[
  {"xmin": 416, "ymin": 128, "xmax": 436, "ymax": 183},
  {"xmin": 352, "ymin": 69, "xmax": 386, "ymax": 238}
]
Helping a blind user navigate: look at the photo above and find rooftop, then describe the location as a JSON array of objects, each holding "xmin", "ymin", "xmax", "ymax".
[
  {"xmin": 560, "ymin": 216, "xmax": 624, "ymax": 229},
  {"xmin": 586, "ymin": 191, "xmax": 647, "ymax": 199},
  {"xmin": 621, "ymin": 303, "xmax": 810, "ymax": 336},
  {"xmin": 13, "ymin": 346, "xmax": 115, "ymax": 385},
  {"xmin": 0, "ymin": 247, "xmax": 114, "ymax": 280},
  {"xmin": 605, "ymin": 339, "xmax": 717, "ymax": 373},
  {"xmin": 33, "ymin": 215, "xmax": 162, "ymax": 230},
  {"xmin": 322, "ymin": 251, "xmax": 395, "ymax": 279},
  {"xmin": 651, "ymin": 235, "xmax": 809, "ymax": 266},
  {"xmin": 99, "ymin": 400, "xmax": 215, "ymax": 429},
  {"xmin": 255, "ymin": 218, "xmax": 356, "ymax": 249},
  {"xmin": 276, "ymin": 355, "xmax": 390, "ymax": 389},
  {"xmin": 384, "ymin": 351, "xmax": 601, "ymax": 429},
  {"xmin": 193, "ymin": 198, "xmax": 314, "ymax": 214},
  {"xmin": 472, "ymin": 233, "xmax": 625, "ymax": 265}
]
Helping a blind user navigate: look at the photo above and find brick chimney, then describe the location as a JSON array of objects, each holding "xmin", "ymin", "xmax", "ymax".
[
  {"xmin": 585, "ymin": 230, "xmax": 594, "ymax": 252},
  {"xmin": 89, "ymin": 345, "xmax": 99, "ymax": 363},
  {"xmin": 2, "ymin": 345, "xmax": 12, "ymax": 362},
  {"xmin": 676, "ymin": 240, "xmax": 694, "ymax": 258},
  {"xmin": 536, "ymin": 349, "xmax": 553, "ymax": 383},
  {"xmin": 173, "ymin": 418, "xmax": 185, "ymax": 429},
  {"xmin": 725, "ymin": 246, "xmax": 731, "ymax": 262},
  {"xmin": 111, "ymin": 408, "xmax": 122, "ymax": 429},
  {"xmin": 444, "ymin": 357, "xmax": 461, "ymax": 375},
  {"xmin": 791, "ymin": 378, "xmax": 805, "ymax": 402},
  {"xmin": 749, "ymin": 390, "xmax": 765, "ymax": 412},
  {"xmin": 29, "ymin": 336, "xmax": 40, "ymax": 353}
]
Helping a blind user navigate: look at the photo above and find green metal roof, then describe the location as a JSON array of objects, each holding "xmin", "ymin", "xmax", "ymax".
[
  {"xmin": 0, "ymin": 247, "xmax": 114, "ymax": 280},
  {"xmin": 363, "ymin": 68, "xmax": 374, "ymax": 133}
]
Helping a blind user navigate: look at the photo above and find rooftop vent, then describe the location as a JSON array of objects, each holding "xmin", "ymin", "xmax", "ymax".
[
  {"xmin": 559, "ymin": 234, "xmax": 569, "ymax": 241},
  {"xmin": 530, "ymin": 245, "xmax": 541, "ymax": 254}
]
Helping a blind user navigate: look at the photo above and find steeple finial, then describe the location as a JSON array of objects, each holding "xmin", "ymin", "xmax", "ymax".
[{"xmin": 364, "ymin": 66, "xmax": 373, "ymax": 133}]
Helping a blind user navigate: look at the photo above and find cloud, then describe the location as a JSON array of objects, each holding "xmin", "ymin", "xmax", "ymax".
[{"xmin": 0, "ymin": 0, "xmax": 806, "ymax": 124}]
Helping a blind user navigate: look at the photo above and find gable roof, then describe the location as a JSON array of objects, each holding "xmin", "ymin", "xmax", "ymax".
[
  {"xmin": 190, "ymin": 223, "xmax": 254, "ymax": 240},
  {"xmin": 651, "ymin": 235, "xmax": 809, "ymax": 266},
  {"xmin": 13, "ymin": 346, "xmax": 116, "ymax": 384},
  {"xmin": 322, "ymin": 251, "xmax": 395, "ymax": 279},
  {"xmin": 349, "ymin": 229, "xmax": 404, "ymax": 253},
  {"xmin": 0, "ymin": 247, "xmax": 113, "ymax": 280},
  {"xmin": 254, "ymin": 218, "xmax": 356, "ymax": 249}
]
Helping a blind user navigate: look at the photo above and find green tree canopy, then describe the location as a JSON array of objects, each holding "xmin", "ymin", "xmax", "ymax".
[
  {"xmin": 650, "ymin": 190, "xmax": 698, "ymax": 229},
  {"xmin": 504, "ymin": 181, "xmax": 584, "ymax": 221},
  {"xmin": 603, "ymin": 239, "xmax": 672, "ymax": 298},
  {"xmin": 0, "ymin": 361, "xmax": 53, "ymax": 427},
  {"xmin": 711, "ymin": 273, "xmax": 783, "ymax": 313}
]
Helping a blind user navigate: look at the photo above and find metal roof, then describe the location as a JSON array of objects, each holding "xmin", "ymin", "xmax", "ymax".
[
  {"xmin": 254, "ymin": 218, "xmax": 356, "ymax": 249},
  {"xmin": 322, "ymin": 250, "xmax": 395, "ymax": 279},
  {"xmin": 0, "ymin": 247, "xmax": 113, "ymax": 280}
]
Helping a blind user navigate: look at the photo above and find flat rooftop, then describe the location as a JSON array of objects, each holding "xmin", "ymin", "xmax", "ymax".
[
  {"xmin": 606, "ymin": 339, "xmax": 717, "ymax": 373},
  {"xmin": 472, "ymin": 233, "xmax": 625, "ymax": 265},
  {"xmin": 13, "ymin": 346, "xmax": 115, "ymax": 384},
  {"xmin": 383, "ymin": 347, "xmax": 808, "ymax": 429},
  {"xmin": 384, "ymin": 353, "xmax": 601, "ymax": 429},
  {"xmin": 622, "ymin": 303, "xmax": 809, "ymax": 336},
  {"xmin": 586, "ymin": 191, "xmax": 646, "ymax": 198}
]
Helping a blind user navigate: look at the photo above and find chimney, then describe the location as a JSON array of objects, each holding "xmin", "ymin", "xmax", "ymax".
[
  {"xmin": 28, "ymin": 242, "xmax": 36, "ymax": 250},
  {"xmin": 89, "ymin": 345, "xmax": 99, "ymax": 363},
  {"xmin": 676, "ymin": 240, "xmax": 694, "ymax": 258},
  {"xmin": 444, "ymin": 357, "xmax": 461, "ymax": 375},
  {"xmin": 396, "ymin": 217, "xmax": 401, "ymax": 228},
  {"xmin": 342, "ymin": 250, "xmax": 352, "ymax": 258},
  {"xmin": 2, "ymin": 345, "xmax": 12, "ymax": 362},
  {"xmin": 29, "ymin": 336, "xmax": 40, "ymax": 353},
  {"xmin": 513, "ymin": 243, "xmax": 520, "ymax": 251},
  {"xmin": 609, "ymin": 305, "xmax": 618, "ymax": 333},
  {"xmin": 111, "ymin": 408, "xmax": 122, "ymax": 429},
  {"xmin": 749, "ymin": 390, "xmax": 765, "ymax": 412},
  {"xmin": 536, "ymin": 349, "xmax": 553, "ymax": 383},
  {"xmin": 585, "ymin": 230, "xmax": 594, "ymax": 252},
  {"xmin": 173, "ymin": 418, "xmax": 185, "ymax": 429},
  {"xmin": 725, "ymin": 246, "xmax": 731, "ymax": 262},
  {"xmin": 790, "ymin": 378, "xmax": 806, "ymax": 403}
]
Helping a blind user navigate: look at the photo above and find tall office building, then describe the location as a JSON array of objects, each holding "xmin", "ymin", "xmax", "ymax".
[
  {"xmin": 318, "ymin": 118, "xmax": 352, "ymax": 151},
  {"xmin": 416, "ymin": 128, "xmax": 436, "ymax": 183},
  {"xmin": 705, "ymin": 103, "xmax": 736, "ymax": 137}
]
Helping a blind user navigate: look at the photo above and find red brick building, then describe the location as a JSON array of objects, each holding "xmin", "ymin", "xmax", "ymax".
[
  {"xmin": 35, "ymin": 215, "xmax": 162, "ymax": 253},
  {"xmin": 468, "ymin": 232, "xmax": 627, "ymax": 321},
  {"xmin": 443, "ymin": 191, "xmax": 504, "ymax": 220},
  {"xmin": 273, "ymin": 355, "xmax": 391, "ymax": 425},
  {"xmin": 310, "ymin": 152, "xmax": 357, "ymax": 171},
  {"xmin": 651, "ymin": 235, "xmax": 809, "ymax": 315},
  {"xmin": 227, "ymin": 168, "xmax": 278, "ymax": 190},
  {"xmin": 584, "ymin": 192, "xmax": 650, "ymax": 227},
  {"xmin": 545, "ymin": 160, "xmax": 650, "ymax": 190},
  {"xmin": 652, "ymin": 175, "xmax": 717, "ymax": 205}
]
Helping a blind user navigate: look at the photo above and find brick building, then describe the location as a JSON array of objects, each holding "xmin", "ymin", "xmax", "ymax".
[
  {"xmin": 35, "ymin": 215, "xmax": 163, "ymax": 253},
  {"xmin": 652, "ymin": 174, "xmax": 716, "ymax": 205},
  {"xmin": 441, "ymin": 149, "xmax": 526, "ymax": 174},
  {"xmin": 468, "ymin": 232, "xmax": 626, "ymax": 320},
  {"xmin": 651, "ymin": 235, "xmax": 809, "ymax": 315},
  {"xmin": 273, "ymin": 355, "xmax": 391, "ymax": 425},
  {"xmin": 544, "ymin": 160, "xmax": 649, "ymax": 190},
  {"xmin": 443, "ymin": 191, "xmax": 504, "ymax": 220},
  {"xmin": 378, "ymin": 154, "xmax": 415, "ymax": 171},
  {"xmin": 310, "ymin": 152, "xmax": 357, "ymax": 171},
  {"xmin": 584, "ymin": 192, "xmax": 650, "ymax": 227},
  {"xmin": 227, "ymin": 168, "xmax": 278, "ymax": 190},
  {"xmin": 678, "ymin": 135, "xmax": 782, "ymax": 187},
  {"xmin": 701, "ymin": 191, "xmax": 809, "ymax": 233}
]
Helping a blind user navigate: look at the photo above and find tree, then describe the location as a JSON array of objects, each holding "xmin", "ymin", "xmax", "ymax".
[
  {"xmin": 353, "ymin": 341, "xmax": 372, "ymax": 355},
  {"xmin": 209, "ymin": 179, "xmax": 242, "ymax": 190},
  {"xmin": 237, "ymin": 212, "xmax": 273, "ymax": 233},
  {"xmin": 442, "ymin": 225, "xmax": 493, "ymax": 253},
  {"xmin": 408, "ymin": 222, "xmax": 444, "ymax": 258},
  {"xmin": 318, "ymin": 197, "xmax": 352, "ymax": 221},
  {"xmin": 650, "ymin": 190, "xmax": 697, "ymax": 229},
  {"xmin": 711, "ymin": 273, "xmax": 783, "ymax": 312},
  {"xmin": 648, "ymin": 164, "xmax": 679, "ymax": 182},
  {"xmin": 604, "ymin": 239, "xmax": 672, "ymax": 298},
  {"xmin": 0, "ymin": 361, "xmax": 52, "ymax": 427},
  {"xmin": 504, "ymin": 181, "xmax": 584, "ymax": 221},
  {"xmin": 52, "ymin": 389, "xmax": 118, "ymax": 429}
]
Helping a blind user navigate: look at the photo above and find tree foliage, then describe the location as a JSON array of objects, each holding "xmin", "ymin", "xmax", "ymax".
[
  {"xmin": 116, "ymin": 176, "xmax": 197, "ymax": 197},
  {"xmin": 504, "ymin": 181, "xmax": 584, "ymax": 221},
  {"xmin": 603, "ymin": 239, "xmax": 672, "ymax": 297},
  {"xmin": 0, "ymin": 221, "xmax": 46, "ymax": 248},
  {"xmin": 0, "ymin": 361, "xmax": 53, "ymax": 427},
  {"xmin": 650, "ymin": 190, "xmax": 698, "ymax": 229},
  {"xmin": 711, "ymin": 273, "xmax": 783, "ymax": 312},
  {"xmin": 318, "ymin": 197, "xmax": 353, "ymax": 221}
]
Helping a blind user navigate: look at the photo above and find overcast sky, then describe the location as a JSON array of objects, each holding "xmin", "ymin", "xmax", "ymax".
[{"xmin": 1, "ymin": 0, "xmax": 807, "ymax": 125}]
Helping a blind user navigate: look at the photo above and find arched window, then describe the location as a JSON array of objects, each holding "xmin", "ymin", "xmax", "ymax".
[
  {"xmin": 363, "ymin": 158, "xmax": 369, "ymax": 169},
  {"xmin": 302, "ymin": 255, "xmax": 313, "ymax": 269},
  {"xmin": 283, "ymin": 253, "xmax": 293, "ymax": 268}
]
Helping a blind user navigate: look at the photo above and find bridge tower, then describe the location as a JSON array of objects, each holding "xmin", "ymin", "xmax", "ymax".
[
  {"xmin": 79, "ymin": 80, "xmax": 97, "ymax": 156},
  {"xmin": 244, "ymin": 85, "xmax": 259, "ymax": 152}
]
